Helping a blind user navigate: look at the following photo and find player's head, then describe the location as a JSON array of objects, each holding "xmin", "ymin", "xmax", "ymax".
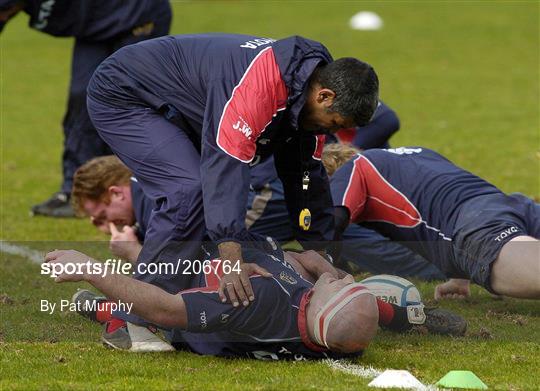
[
  {"xmin": 321, "ymin": 143, "xmax": 360, "ymax": 176},
  {"xmin": 0, "ymin": 1, "xmax": 24, "ymax": 32},
  {"xmin": 306, "ymin": 273, "xmax": 378, "ymax": 353},
  {"xmin": 300, "ymin": 58, "xmax": 379, "ymax": 135},
  {"xmin": 72, "ymin": 155, "xmax": 135, "ymax": 233}
]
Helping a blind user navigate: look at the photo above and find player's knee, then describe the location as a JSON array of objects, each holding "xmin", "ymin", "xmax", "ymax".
[
  {"xmin": 490, "ymin": 237, "xmax": 540, "ymax": 298},
  {"xmin": 326, "ymin": 293, "xmax": 379, "ymax": 353}
]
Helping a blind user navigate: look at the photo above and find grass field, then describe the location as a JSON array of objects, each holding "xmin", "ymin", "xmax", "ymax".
[{"xmin": 1, "ymin": 1, "xmax": 539, "ymax": 390}]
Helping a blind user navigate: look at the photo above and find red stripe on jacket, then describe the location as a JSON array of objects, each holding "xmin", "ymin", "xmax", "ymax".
[
  {"xmin": 217, "ymin": 47, "xmax": 288, "ymax": 163},
  {"xmin": 343, "ymin": 155, "xmax": 421, "ymax": 227}
]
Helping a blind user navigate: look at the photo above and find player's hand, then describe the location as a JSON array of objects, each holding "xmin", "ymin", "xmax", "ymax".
[
  {"xmin": 434, "ymin": 278, "xmax": 471, "ymax": 300},
  {"xmin": 44, "ymin": 249, "xmax": 95, "ymax": 283},
  {"xmin": 218, "ymin": 262, "xmax": 272, "ymax": 307},
  {"xmin": 109, "ymin": 222, "xmax": 142, "ymax": 261}
]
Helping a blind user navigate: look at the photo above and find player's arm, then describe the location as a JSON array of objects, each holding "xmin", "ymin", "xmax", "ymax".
[
  {"xmin": 200, "ymin": 51, "xmax": 286, "ymax": 305},
  {"xmin": 273, "ymin": 134, "xmax": 335, "ymax": 251},
  {"xmin": 351, "ymin": 101, "xmax": 400, "ymax": 149},
  {"xmin": 285, "ymin": 250, "xmax": 347, "ymax": 281},
  {"xmin": 44, "ymin": 250, "xmax": 186, "ymax": 328}
]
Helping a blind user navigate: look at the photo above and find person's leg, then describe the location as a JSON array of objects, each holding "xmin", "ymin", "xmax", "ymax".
[
  {"xmin": 87, "ymin": 97, "xmax": 205, "ymax": 296},
  {"xmin": 63, "ymin": 4, "xmax": 172, "ymax": 187},
  {"xmin": 31, "ymin": 41, "xmax": 113, "ymax": 217},
  {"xmin": 490, "ymin": 236, "xmax": 540, "ymax": 299},
  {"xmin": 340, "ymin": 225, "xmax": 446, "ymax": 280},
  {"xmin": 62, "ymin": 41, "xmax": 114, "ymax": 193},
  {"xmin": 453, "ymin": 193, "xmax": 540, "ymax": 299}
]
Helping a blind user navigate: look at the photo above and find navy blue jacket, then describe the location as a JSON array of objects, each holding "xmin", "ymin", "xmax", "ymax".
[
  {"xmin": 330, "ymin": 147, "xmax": 502, "ymax": 274},
  {"xmin": 18, "ymin": 0, "xmax": 171, "ymax": 41},
  {"xmin": 89, "ymin": 34, "xmax": 336, "ymax": 250}
]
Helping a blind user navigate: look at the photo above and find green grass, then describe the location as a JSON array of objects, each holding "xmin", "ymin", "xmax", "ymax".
[{"xmin": 1, "ymin": 1, "xmax": 539, "ymax": 389}]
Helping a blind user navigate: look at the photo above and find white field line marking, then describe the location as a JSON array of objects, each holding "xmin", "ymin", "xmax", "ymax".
[
  {"xmin": 324, "ymin": 359, "xmax": 440, "ymax": 391},
  {"xmin": 0, "ymin": 241, "xmax": 44, "ymax": 264}
]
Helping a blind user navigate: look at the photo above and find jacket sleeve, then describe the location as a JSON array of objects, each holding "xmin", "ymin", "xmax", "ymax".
[
  {"xmin": 329, "ymin": 156, "xmax": 368, "ymax": 223},
  {"xmin": 351, "ymin": 101, "xmax": 400, "ymax": 150},
  {"xmin": 273, "ymin": 134, "xmax": 335, "ymax": 250},
  {"xmin": 200, "ymin": 48, "xmax": 288, "ymax": 244}
]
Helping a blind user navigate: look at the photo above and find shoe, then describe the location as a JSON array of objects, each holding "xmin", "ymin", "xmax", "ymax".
[
  {"xmin": 101, "ymin": 321, "xmax": 175, "ymax": 352},
  {"xmin": 30, "ymin": 192, "xmax": 76, "ymax": 217},
  {"xmin": 407, "ymin": 305, "xmax": 467, "ymax": 337},
  {"xmin": 72, "ymin": 289, "xmax": 107, "ymax": 323}
]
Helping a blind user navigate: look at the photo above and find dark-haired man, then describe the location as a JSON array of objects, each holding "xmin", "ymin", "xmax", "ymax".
[
  {"xmin": 86, "ymin": 34, "xmax": 380, "ymax": 310},
  {"xmin": 0, "ymin": 0, "xmax": 172, "ymax": 217}
]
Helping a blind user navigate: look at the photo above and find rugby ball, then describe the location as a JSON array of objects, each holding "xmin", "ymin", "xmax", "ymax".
[{"xmin": 360, "ymin": 275, "xmax": 422, "ymax": 307}]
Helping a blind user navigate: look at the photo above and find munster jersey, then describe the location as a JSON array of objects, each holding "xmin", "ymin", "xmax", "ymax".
[
  {"xmin": 173, "ymin": 244, "xmax": 359, "ymax": 360},
  {"xmin": 330, "ymin": 147, "xmax": 502, "ymax": 274}
]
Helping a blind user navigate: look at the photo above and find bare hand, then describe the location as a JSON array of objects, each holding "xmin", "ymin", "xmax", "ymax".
[
  {"xmin": 434, "ymin": 279, "xmax": 471, "ymax": 300},
  {"xmin": 44, "ymin": 249, "xmax": 95, "ymax": 283},
  {"xmin": 109, "ymin": 222, "xmax": 142, "ymax": 261},
  {"xmin": 218, "ymin": 262, "xmax": 272, "ymax": 307}
]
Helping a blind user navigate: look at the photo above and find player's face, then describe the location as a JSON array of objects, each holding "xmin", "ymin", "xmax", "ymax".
[
  {"xmin": 310, "ymin": 272, "xmax": 356, "ymax": 311},
  {"xmin": 299, "ymin": 87, "xmax": 355, "ymax": 135},
  {"xmin": 82, "ymin": 190, "xmax": 135, "ymax": 234}
]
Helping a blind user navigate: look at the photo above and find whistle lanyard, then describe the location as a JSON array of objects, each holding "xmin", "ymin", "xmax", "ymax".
[{"xmin": 298, "ymin": 136, "xmax": 312, "ymax": 231}]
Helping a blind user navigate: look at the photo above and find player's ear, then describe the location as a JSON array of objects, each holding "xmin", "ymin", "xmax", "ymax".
[
  {"xmin": 108, "ymin": 185, "xmax": 124, "ymax": 200},
  {"xmin": 317, "ymin": 88, "xmax": 336, "ymax": 107}
]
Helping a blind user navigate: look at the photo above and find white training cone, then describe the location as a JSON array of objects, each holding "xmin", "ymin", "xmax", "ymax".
[
  {"xmin": 349, "ymin": 11, "xmax": 383, "ymax": 31},
  {"xmin": 368, "ymin": 370, "xmax": 424, "ymax": 389}
]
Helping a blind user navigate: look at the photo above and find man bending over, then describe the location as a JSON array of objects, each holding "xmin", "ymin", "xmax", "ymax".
[{"xmin": 323, "ymin": 144, "xmax": 540, "ymax": 300}]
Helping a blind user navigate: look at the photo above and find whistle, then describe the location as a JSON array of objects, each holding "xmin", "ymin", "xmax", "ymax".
[{"xmin": 302, "ymin": 172, "xmax": 310, "ymax": 191}]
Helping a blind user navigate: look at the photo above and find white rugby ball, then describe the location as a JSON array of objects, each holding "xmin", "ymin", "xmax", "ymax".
[{"xmin": 360, "ymin": 274, "xmax": 422, "ymax": 306}]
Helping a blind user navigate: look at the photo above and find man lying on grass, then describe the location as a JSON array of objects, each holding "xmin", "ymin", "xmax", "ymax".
[
  {"xmin": 44, "ymin": 239, "xmax": 465, "ymax": 357},
  {"xmin": 323, "ymin": 144, "xmax": 540, "ymax": 300}
]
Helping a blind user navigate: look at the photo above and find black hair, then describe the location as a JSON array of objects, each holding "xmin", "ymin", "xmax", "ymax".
[{"xmin": 313, "ymin": 58, "xmax": 379, "ymax": 126}]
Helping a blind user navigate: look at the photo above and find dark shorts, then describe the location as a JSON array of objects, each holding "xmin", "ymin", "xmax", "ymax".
[{"xmin": 453, "ymin": 193, "xmax": 540, "ymax": 291}]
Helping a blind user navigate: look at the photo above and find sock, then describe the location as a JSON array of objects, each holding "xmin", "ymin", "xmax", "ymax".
[
  {"xmin": 376, "ymin": 299, "xmax": 413, "ymax": 332},
  {"xmin": 96, "ymin": 301, "xmax": 113, "ymax": 323},
  {"xmin": 106, "ymin": 317, "xmax": 126, "ymax": 333}
]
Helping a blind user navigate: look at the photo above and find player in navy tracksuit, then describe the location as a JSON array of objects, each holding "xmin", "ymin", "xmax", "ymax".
[
  {"xmin": 86, "ymin": 34, "xmax": 380, "ymax": 305},
  {"xmin": 328, "ymin": 146, "xmax": 540, "ymax": 299},
  {"xmin": 0, "ymin": 0, "xmax": 172, "ymax": 217}
]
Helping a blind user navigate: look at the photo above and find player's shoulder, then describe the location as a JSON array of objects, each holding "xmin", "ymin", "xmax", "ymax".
[
  {"xmin": 331, "ymin": 153, "xmax": 362, "ymax": 179},
  {"xmin": 364, "ymin": 146, "xmax": 425, "ymax": 157},
  {"xmin": 362, "ymin": 146, "xmax": 446, "ymax": 162}
]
